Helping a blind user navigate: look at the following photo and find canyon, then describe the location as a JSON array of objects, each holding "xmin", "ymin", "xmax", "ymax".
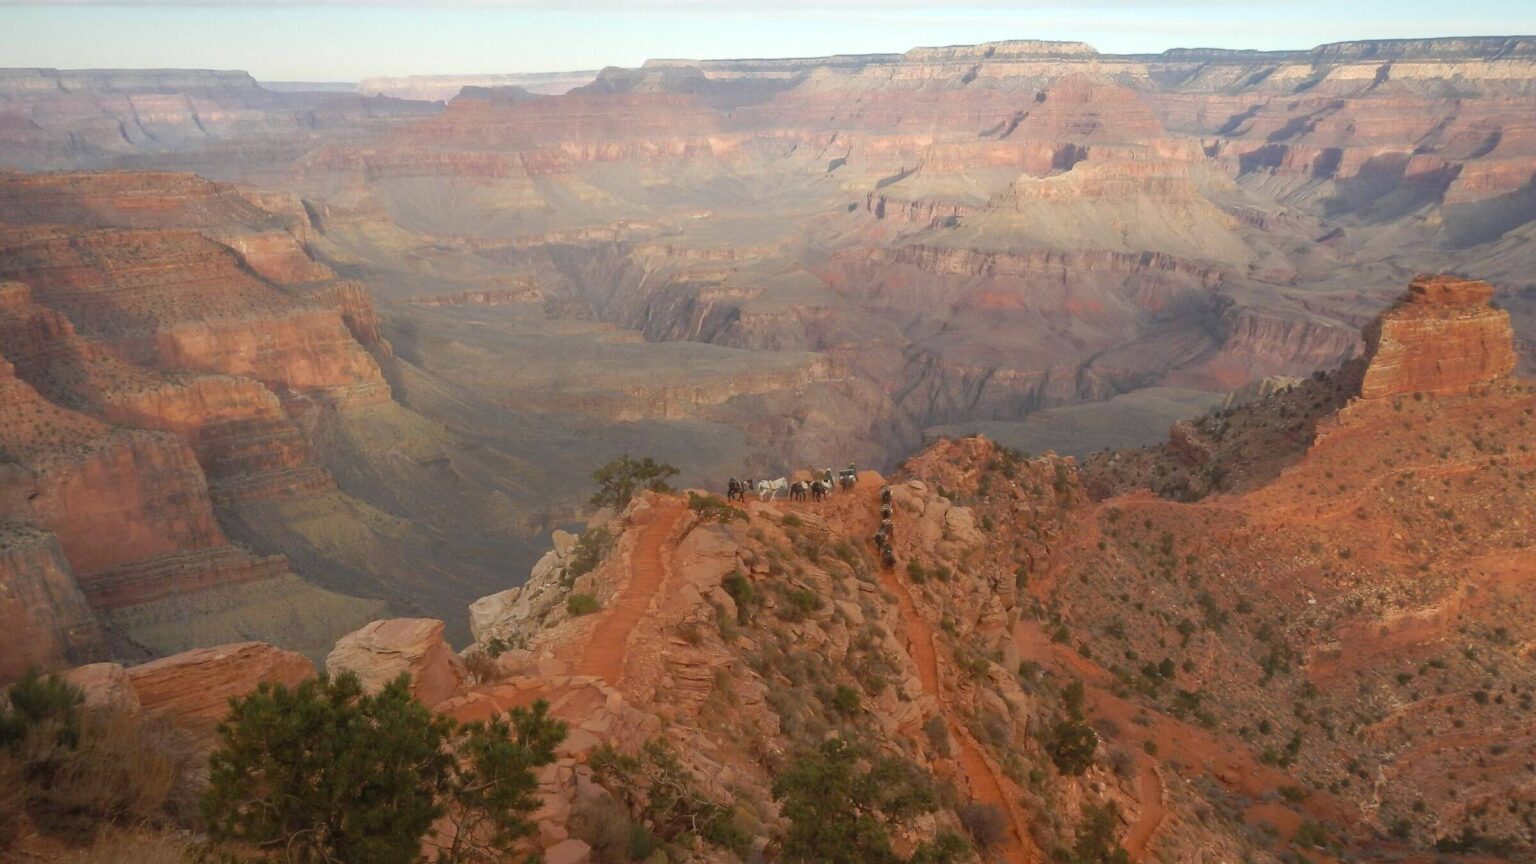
[
  {"xmin": 17, "ymin": 276, "xmax": 1536, "ymax": 861},
  {"xmin": 0, "ymin": 30, "xmax": 1534, "ymax": 683},
  {"xmin": 2, "ymin": 33, "xmax": 1536, "ymax": 859}
]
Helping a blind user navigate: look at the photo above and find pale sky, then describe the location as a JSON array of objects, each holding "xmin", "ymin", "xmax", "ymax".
[{"xmin": 1, "ymin": 1, "xmax": 1533, "ymax": 82}]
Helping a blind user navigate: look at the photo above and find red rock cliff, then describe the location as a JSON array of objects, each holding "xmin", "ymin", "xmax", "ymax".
[
  {"xmin": 1359, "ymin": 274, "xmax": 1518, "ymax": 399},
  {"xmin": 0, "ymin": 522, "xmax": 106, "ymax": 680}
]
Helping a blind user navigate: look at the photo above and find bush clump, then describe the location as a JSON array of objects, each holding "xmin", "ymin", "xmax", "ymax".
[
  {"xmin": 589, "ymin": 454, "xmax": 679, "ymax": 510},
  {"xmin": 201, "ymin": 671, "xmax": 565, "ymax": 864},
  {"xmin": 589, "ymin": 740, "xmax": 750, "ymax": 857},
  {"xmin": 773, "ymin": 738, "xmax": 968, "ymax": 864},
  {"xmin": 567, "ymin": 593, "xmax": 601, "ymax": 616},
  {"xmin": 0, "ymin": 668, "xmax": 194, "ymax": 850}
]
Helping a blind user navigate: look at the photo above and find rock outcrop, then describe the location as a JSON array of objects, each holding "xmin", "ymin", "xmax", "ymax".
[
  {"xmin": 62, "ymin": 661, "xmax": 140, "ymax": 715},
  {"xmin": 1359, "ymin": 275, "xmax": 1518, "ymax": 399},
  {"xmin": 468, "ymin": 530, "xmax": 577, "ymax": 645},
  {"xmin": 125, "ymin": 641, "xmax": 314, "ymax": 747},
  {"xmin": 0, "ymin": 523, "xmax": 106, "ymax": 680},
  {"xmin": 326, "ymin": 618, "xmax": 465, "ymax": 708}
]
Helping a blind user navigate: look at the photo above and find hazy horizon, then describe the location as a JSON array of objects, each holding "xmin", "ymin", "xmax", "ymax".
[{"xmin": 2, "ymin": 1, "xmax": 1534, "ymax": 82}]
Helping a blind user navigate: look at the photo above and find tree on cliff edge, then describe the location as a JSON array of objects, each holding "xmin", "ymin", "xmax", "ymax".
[
  {"xmin": 201, "ymin": 672, "xmax": 565, "ymax": 864},
  {"xmin": 590, "ymin": 454, "xmax": 680, "ymax": 510}
]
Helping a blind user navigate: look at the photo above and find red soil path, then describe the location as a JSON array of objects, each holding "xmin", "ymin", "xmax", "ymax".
[
  {"xmin": 860, "ymin": 481, "xmax": 1039, "ymax": 864},
  {"xmin": 574, "ymin": 500, "xmax": 685, "ymax": 686},
  {"xmin": 1123, "ymin": 759, "xmax": 1167, "ymax": 860}
]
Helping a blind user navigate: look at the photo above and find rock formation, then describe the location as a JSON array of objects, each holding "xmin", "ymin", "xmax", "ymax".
[
  {"xmin": 125, "ymin": 641, "xmax": 314, "ymax": 746},
  {"xmin": 1359, "ymin": 275, "xmax": 1518, "ymax": 399},
  {"xmin": 326, "ymin": 618, "xmax": 465, "ymax": 708},
  {"xmin": 0, "ymin": 523, "xmax": 106, "ymax": 680}
]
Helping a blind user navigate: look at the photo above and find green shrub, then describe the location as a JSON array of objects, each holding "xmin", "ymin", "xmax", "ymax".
[
  {"xmin": 1047, "ymin": 718, "xmax": 1099, "ymax": 776},
  {"xmin": 0, "ymin": 670, "xmax": 192, "ymax": 846},
  {"xmin": 776, "ymin": 588, "xmax": 821, "ymax": 622},
  {"xmin": 722, "ymin": 573, "xmax": 756, "ymax": 624},
  {"xmin": 201, "ymin": 672, "xmax": 564, "ymax": 864},
  {"xmin": 1065, "ymin": 802, "xmax": 1130, "ymax": 863},
  {"xmin": 831, "ymin": 685, "xmax": 861, "ymax": 716},
  {"xmin": 567, "ymin": 593, "xmax": 601, "ymax": 616},
  {"xmin": 1, "ymin": 667, "xmax": 83, "ymax": 750},
  {"xmin": 589, "ymin": 455, "xmax": 678, "ymax": 510},
  {"xmin": 773, "ymin": 738, "xmax": 954, "ymax": 864},
  {"xmin": 565, "ymin": 528, "xmax": 612, "ymax": 583},
  {"xmin": 590, "ymin": 740, "xmax": 749, "ymax": 856}
]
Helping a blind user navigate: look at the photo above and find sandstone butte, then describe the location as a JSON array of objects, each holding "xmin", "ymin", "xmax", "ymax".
[
  {"xmin": 1359, "ymin": 274, "xmax": 1519, "ymax": 400},
  {"xmin": 31, "ymin": 276, "xmax": 1536, "ymax": 862}
]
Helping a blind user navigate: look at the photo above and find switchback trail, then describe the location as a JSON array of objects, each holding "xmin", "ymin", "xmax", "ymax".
[
  {"xmin": 575, "ymin": 501, "xmax": 684, "ymax": 686},
  {"xmin": 866, "ymin": 483, "xmax": 1038, "ymax": 864}
]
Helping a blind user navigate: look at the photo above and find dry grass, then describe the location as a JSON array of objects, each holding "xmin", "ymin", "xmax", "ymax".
[{"xmin": 11, "ymin": 826, "xmax": 189, "ymax": 864}]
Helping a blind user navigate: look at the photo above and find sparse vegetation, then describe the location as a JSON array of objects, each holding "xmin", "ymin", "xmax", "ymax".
[
  {"xmin": 567, "ymin": 592, "xmax": 601, "ymax": 616},
  {"xmin": 0, "ymin": 668, "xmax": 193, "ymax": 851},
  {"xmin": 589, "ymin": 739, "xmax": 750, "ymax": 857},
  {"xmin": 688, "ymin": 491, "xmax": 746, "ymax": 522},
  {"xmin": 565, "ymin": 527, "xmax": 612, "ymax": 583}
]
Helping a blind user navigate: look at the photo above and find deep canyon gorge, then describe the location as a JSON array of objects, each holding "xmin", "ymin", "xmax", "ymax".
[{"xmin": 3, "ymin": 31, "xmax": 1536, "ymax": 863}]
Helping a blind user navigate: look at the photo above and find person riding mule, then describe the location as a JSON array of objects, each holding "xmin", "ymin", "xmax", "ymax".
[
  {"xmin": 880, "ymin": 486, "xmax": 892, "ymax": 506},
  {"xmin": 880, "ymin": 518, "xmax": 894, "ymax": 541},
  {"xmin": 839, "ymin": 463, "xmax": 857, "ymax": 492}
]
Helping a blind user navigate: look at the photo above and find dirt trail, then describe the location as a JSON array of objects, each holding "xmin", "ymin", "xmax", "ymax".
[
  {"xmin": 1123, "ymin": 759, "xmax": 1166, "ymax": 861},
  {"xmin": 574, "ymin": 501, "xmax": 684, "ymax": 686},
  {"xmin": 863, "ymin": 482, "xmax": 1038, "ymax": 864}
]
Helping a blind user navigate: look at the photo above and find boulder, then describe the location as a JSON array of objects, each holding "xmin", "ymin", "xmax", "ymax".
[
  {"xmin": 544, "ymin": 838, "xmax": 592, "ymax": 864},
  {"xmin": 63, "ymin": 662, "xmax": 139, "ymax": 715},
  {"xmin": 326, "ymin": 618, "xmax": 464, "ymax": 708},
  {"xmin": 942, "ymin": 505, "xmax": 985, "ymax": 548},
  {"xmin": 126, "ymin": 642, "xmax": 314, "ymax": 748},
  {"xmin": 674, "ymin": 523, "xmax": 739, "ymax": 590}
]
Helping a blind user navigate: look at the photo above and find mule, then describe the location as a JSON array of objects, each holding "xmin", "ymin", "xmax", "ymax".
[
  {"xmin": 757, "ymin": 477, "xmax": 789, "ymax": 501},
  {"xmin": 790, "ymin": 481, "xmax": 808, "ymax": 502},
  {"xmin": 811, "ymin": 480, "xmax": 828, "ymax": 502}
]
